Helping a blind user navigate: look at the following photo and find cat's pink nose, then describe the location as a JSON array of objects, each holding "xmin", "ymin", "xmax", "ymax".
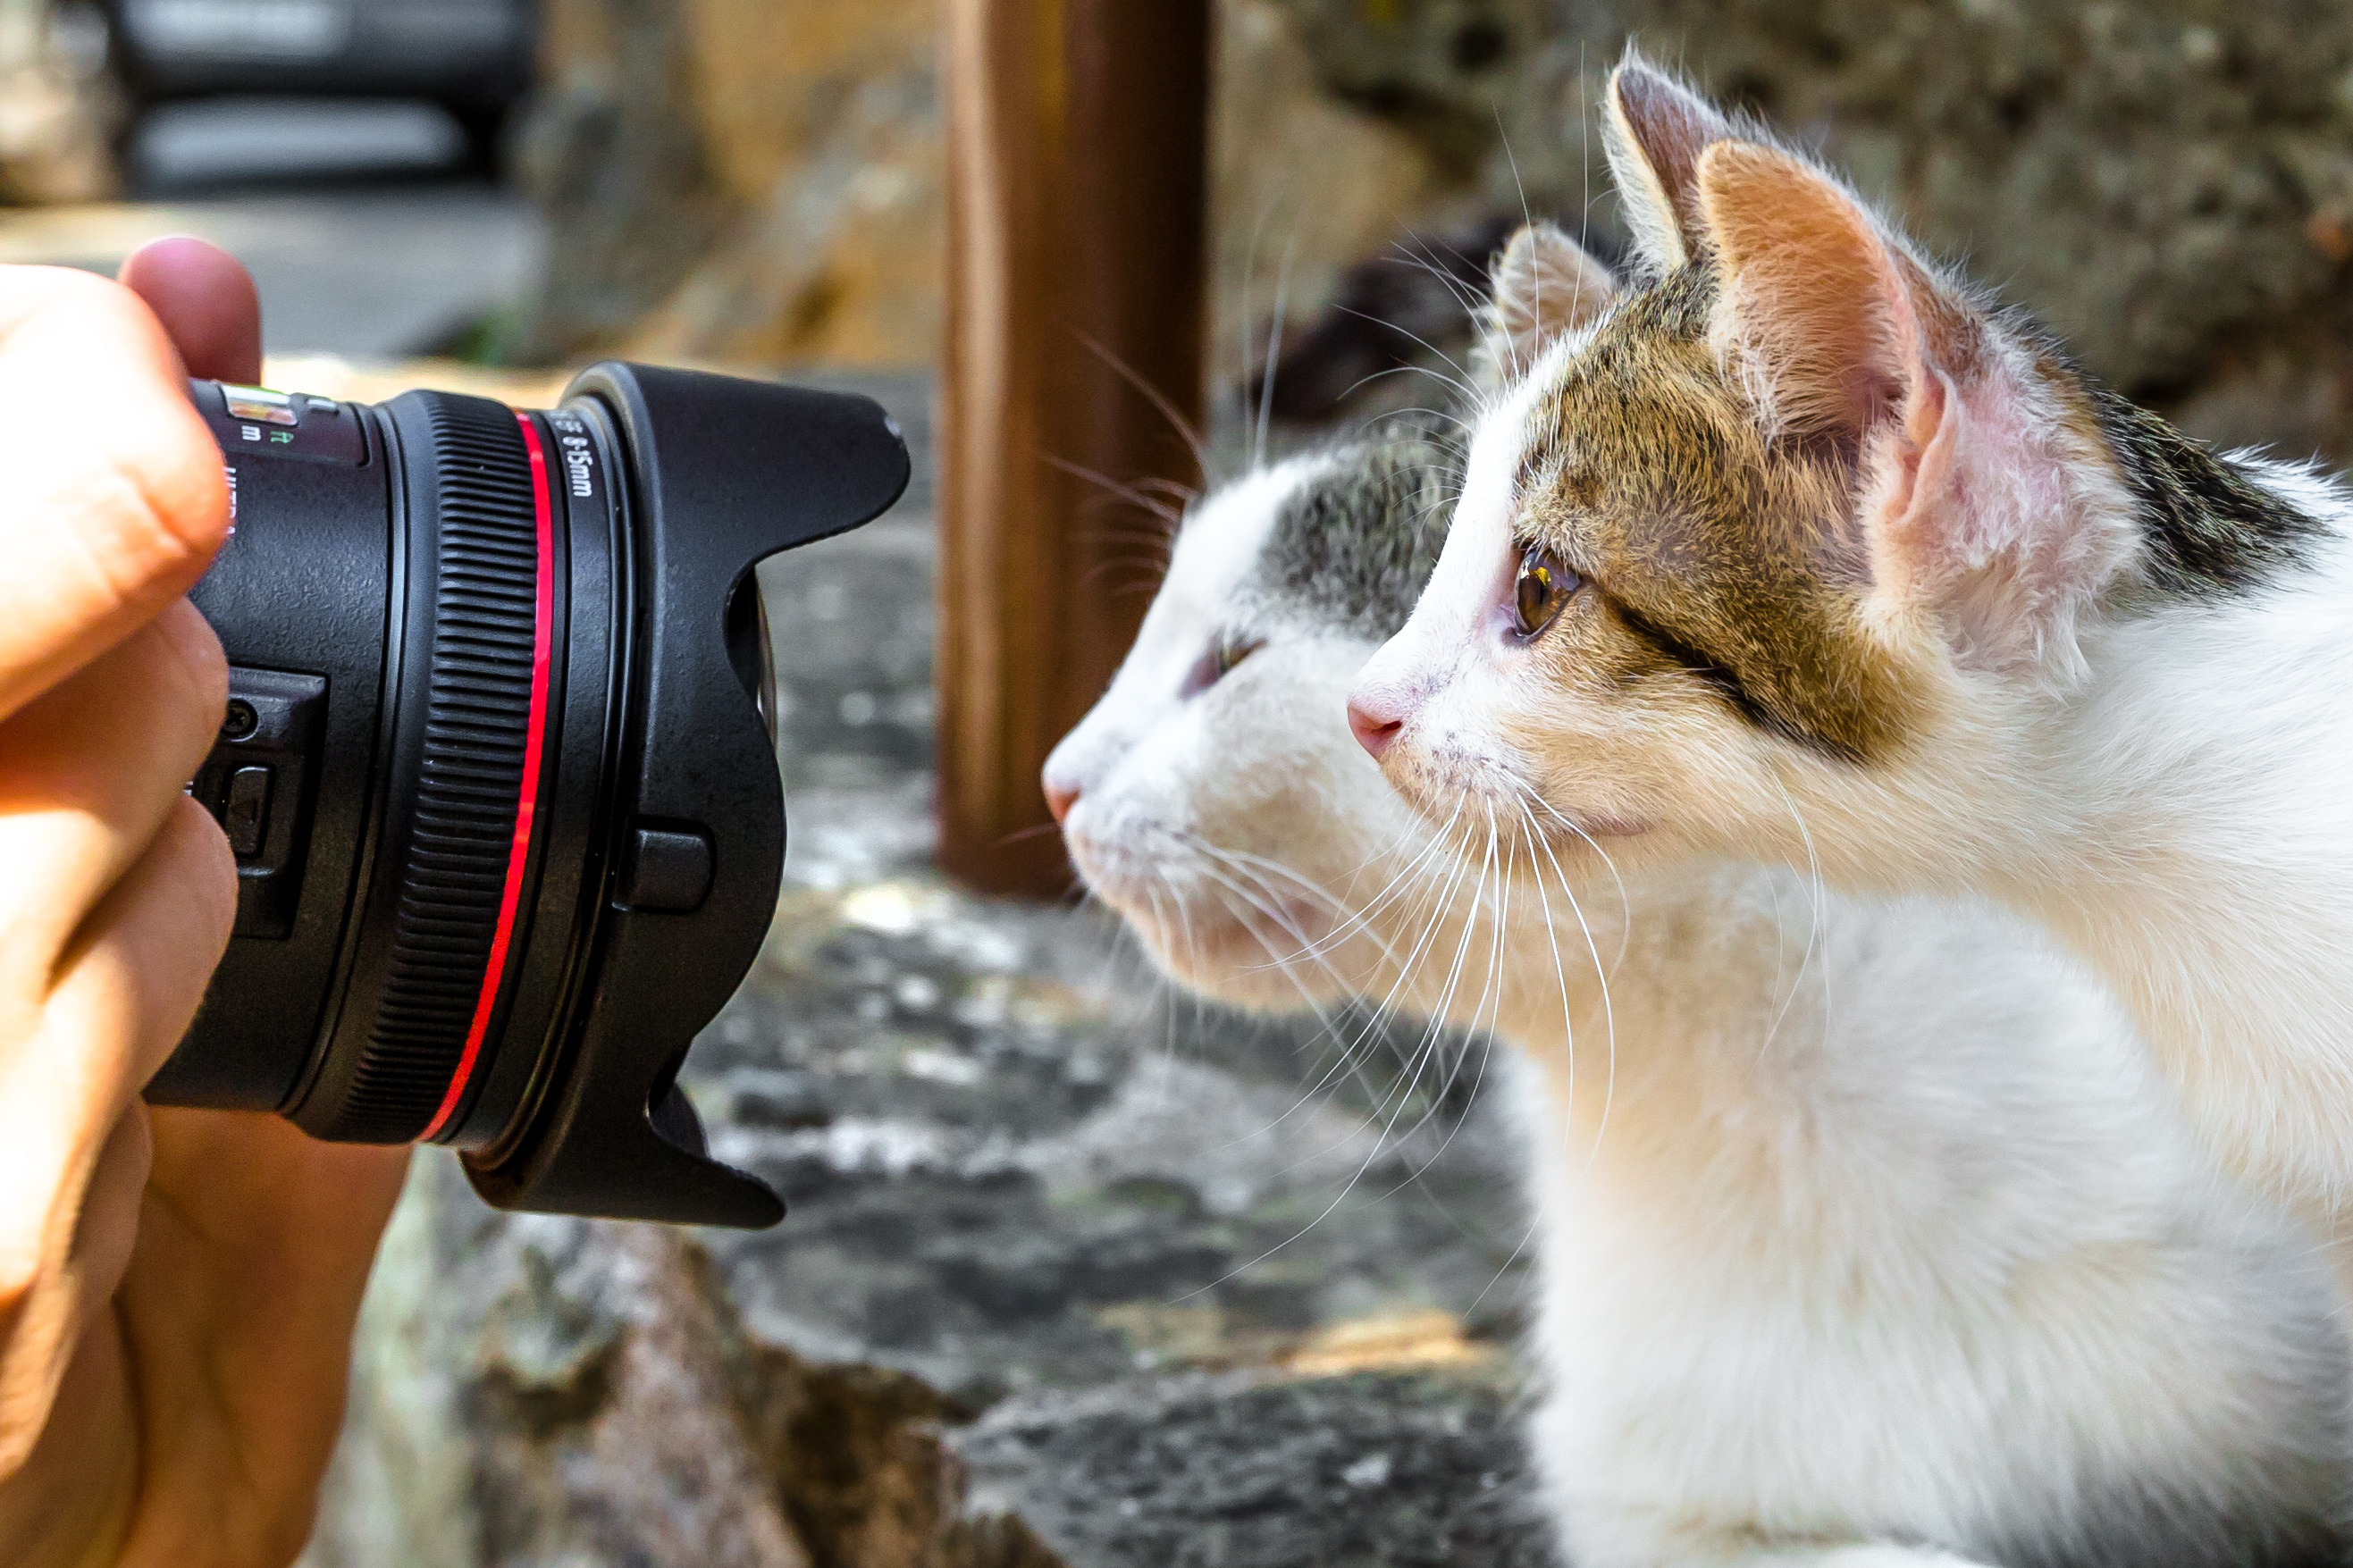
[
  {"xmin": 1348, "ymin": 696, "xmax": 1405, "ymax": 761},
  {"xmin": 1042, "ymin": 767, "xmax": 1081, "ymax": 826}
]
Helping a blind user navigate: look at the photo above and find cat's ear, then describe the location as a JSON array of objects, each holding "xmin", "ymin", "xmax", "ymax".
[
  {"xmin": 1602, "ymin": 55, "xmax": 1735, "ymax": 276},
  {"xmin": 1695, "ymin": 140, "xmax": 2125, "ymax": 669},
  {"xmin": 1693, "ymin": 140, "xmax": 1974, "ymax": 441},
  {"xmin": 1477, "ymin": 222, "xmax": 1616, "ymax": 387}
]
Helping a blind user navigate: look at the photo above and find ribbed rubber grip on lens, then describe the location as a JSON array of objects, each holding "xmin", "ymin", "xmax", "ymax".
[{"xmin": 339, "ymin": 394, "xmax": 542, "ymax": 1141}]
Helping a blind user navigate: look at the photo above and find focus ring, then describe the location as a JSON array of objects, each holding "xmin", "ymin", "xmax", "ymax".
[{"xmin": 340, "ymin": 394, "xmax": 542, "ymax": 1140}]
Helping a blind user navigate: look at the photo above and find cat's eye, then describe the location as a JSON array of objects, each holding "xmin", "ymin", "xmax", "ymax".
[
  {"xmin": 1512, "ymin": 543, "xmax": 1580, "ymax": 640},
  {"xmin": 1179, "ymin": 635, "xmax": 1260, "ymax": 699}
]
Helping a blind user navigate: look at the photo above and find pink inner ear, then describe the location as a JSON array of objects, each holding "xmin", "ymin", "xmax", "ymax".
[
  {"xmin": 1697, "ymin": 141, "xmax": 1920, "ymax": 442},
  {"xmin": 1845, "ymin": 258, "xmax": 2114, "ymax": 667},
  {"xmin": 1866, "ymin": 369, "xmax": 1954, "ymax": 597}
]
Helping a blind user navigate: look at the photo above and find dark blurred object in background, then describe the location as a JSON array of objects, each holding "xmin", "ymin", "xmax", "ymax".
[
  {"xmin": 1242, "ymin": 213, "xmax": 1630, "ymax": 426},
  {"xmin": 104, "ymin": 0, "xmax": 536, "ymax": 174}
]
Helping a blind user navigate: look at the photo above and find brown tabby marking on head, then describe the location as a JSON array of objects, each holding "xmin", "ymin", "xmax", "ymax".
[{"xmin": 1504, "ymin": 265, "xmax": 1927, "ymax": 766}]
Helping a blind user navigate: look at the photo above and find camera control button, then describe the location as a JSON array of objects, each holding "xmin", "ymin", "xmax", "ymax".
[
  {"xmin": 225, "ymin": 766, "xmax": 273, "ymax": 858},
  {"xmin": 222, "ymin": 385, "xmax": 298, "ymax": 426},
  {"xmin": 617, "ymin": 824, "xmax": 713, "ymax": 913},
  {"xmin": 195, "ymin": 380, "xmax": 366, "ymax": 466}
]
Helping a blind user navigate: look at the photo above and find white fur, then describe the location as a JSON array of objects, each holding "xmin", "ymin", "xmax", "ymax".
[
  {"xmin": 1971, "ymin": 511, "xmax": 2353, "ymax": 1222},
  {"xmin": 1048, "ymin": 464, "xmax": 2353, "ymax": 1568}
]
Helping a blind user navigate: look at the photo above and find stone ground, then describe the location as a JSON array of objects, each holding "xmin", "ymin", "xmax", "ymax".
[{"xmin": 298, "ymin": 373, "xmax": 1558, "ymax": 1568}]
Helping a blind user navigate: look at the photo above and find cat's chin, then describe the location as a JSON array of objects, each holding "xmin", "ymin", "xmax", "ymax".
[
  {"xmin": 1069, "ymin": 841, "xmax": 1352, "ymax": 1002},
  {"xmin": 1155, "ymin": 937, "xmax": 1351, "ymax": 1012},
  {"xmin": 1106, "ymin": 880, "xmax": 1338, "ymax": 976},
  {"xmin": 1096, "ymin": 893, "xmax": 1333, "ymax": 1006}
]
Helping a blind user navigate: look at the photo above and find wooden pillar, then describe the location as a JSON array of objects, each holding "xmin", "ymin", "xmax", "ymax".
[{"xmin": 937, "ymin": 0, "xmax": 1211, "ymax": 895}]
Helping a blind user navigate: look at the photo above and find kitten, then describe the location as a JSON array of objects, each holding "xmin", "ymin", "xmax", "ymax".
[
  {"xmin": 1044, "ymin": 433, "xmax": 2353, "ymax": 1567},
  {"xmin": 1349, "ymin": 55, "xmax": 2353, "ymax": 1222}
]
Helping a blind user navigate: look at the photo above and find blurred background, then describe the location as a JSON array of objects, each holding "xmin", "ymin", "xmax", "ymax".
[
  {"xmin": 4, "ymin": 4, "xmax": 2351, "ymax": 1566},
  {"xmin": 8, "ymin": 0, "xmax": 2348, "ymax": 448}
]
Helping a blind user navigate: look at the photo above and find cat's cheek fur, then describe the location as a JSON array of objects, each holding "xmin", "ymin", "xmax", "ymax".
[{"xmin": 1072, "ymin": 647, "xmax": 1405, "ymax": 1013}]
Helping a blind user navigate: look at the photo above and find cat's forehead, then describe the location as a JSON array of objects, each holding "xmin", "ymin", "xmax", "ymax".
[
  {"xmin": 1160, "ymin": 459, "xmax": 1314, "ymax": 620},
  {"xmin": 1505, "ymin": 270, "xmax": 1769, "ymax": 588},
  {"xmin": 1521, "ymin": 269, "xmax": 1725, "ymax": 464},
  {"xmin": 1163, "ymin": 441, "xmax": 1453, "ymax": 643},
  {"xmin": 1246, "ymin": 436, "xmax": 1455, "ymax": 641}
]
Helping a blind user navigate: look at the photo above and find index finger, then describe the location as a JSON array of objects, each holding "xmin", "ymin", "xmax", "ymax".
[{"xmin": 0, "ymin": 265, "xmax": 231, "ymax": 726}]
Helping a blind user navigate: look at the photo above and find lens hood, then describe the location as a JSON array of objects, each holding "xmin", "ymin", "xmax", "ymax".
[{"xmin": 150, "ymin": 363, "xmax": 910, "ymax": 1228}]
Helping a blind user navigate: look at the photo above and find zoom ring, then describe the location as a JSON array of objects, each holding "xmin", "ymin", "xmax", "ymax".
[{"xmin": 342, "ymin": 394, "xmax": 541, "ymax": 1140}]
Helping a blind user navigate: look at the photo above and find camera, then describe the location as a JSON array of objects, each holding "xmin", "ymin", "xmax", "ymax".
[{"xmin": 145, "ymin": 363, "xmax": 911, "ymax": 1228}]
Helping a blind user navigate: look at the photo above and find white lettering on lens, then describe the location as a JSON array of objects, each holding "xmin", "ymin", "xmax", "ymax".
[{"xmin": 559, "ymin": 433, "xmax": 595, "ymax": 499}]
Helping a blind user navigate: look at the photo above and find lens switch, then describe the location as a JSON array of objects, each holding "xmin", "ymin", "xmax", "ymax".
[
  {"xmin": 225, "ymin": 767, "xmax": 272, "ymax": 857},
  {"xmin": 617, "ymin": 824, "xmax": 714, "ymax": 913}
]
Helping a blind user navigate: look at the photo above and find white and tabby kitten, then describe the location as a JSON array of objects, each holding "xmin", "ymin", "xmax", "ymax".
[
  {"xmin": 1352, "ymin": 55, "xmax": 2353, "ymax": 1222},
  {"xmin": 1046, "ymin": 437, "xmax": 2352, "ymax": 1568}
]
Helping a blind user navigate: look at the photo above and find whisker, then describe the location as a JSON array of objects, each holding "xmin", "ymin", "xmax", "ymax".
[
  {"xmin": 1255, "ymin": 227, "xmax": 1300, "ymax": 471},
  {"xmin": 1503, "ymin": 780, "xmax": 1618, "ymax": 1169},
  {"xmin": 1163, "ymin": 834, "xmax": 1414, "ymax": 1131},
  {"xmin": 1324, "ymin": 306, "xmax": 1482, "ymax": 407},
  {"xmin": 1761, "ymin": 776, "xmax": 1831, "ymax": 1065},
  {"xmin": 1071, "ymin": 329, "xmax": 1216, "ymax": 489}
]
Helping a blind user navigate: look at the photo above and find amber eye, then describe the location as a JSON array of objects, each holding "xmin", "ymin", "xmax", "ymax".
[
  {"xmin": 1512, "ymin": 543, "xmax": 1580, "ymax": 639},
  {"xmin": 1179, "ymin": 635, "xmax": 1261, "ymax": 699}
]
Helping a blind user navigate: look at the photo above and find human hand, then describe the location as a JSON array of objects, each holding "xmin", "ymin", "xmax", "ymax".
[{"xmin": 0, "ymin": 239, "xmax": 411, "ymax": 1568}]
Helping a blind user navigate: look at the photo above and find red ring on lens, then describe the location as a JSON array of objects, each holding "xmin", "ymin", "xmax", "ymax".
[{"xmin": 418, "ymin": 411, "xmax": 555, "ymax": 1140}]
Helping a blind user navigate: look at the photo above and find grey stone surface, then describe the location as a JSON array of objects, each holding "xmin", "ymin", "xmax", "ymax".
[{"xmin": 957, "ymin": 1370, "xmax": 1550, "ymax": 1568}]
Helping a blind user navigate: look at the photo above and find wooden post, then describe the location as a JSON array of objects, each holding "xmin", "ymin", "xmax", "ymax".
[{"xmin": 937, "ymin": 0, "xmax": 1211, "ymax": 895}]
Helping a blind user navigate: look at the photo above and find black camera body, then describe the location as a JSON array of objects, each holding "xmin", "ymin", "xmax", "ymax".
[{"xmin": 149, "ymin": 364, "xmax": 910, "ymax": 1228}]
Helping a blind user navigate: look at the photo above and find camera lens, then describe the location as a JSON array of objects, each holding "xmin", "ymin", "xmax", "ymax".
[{"xmin": 147, "ymin": 363, "xmax": 909, "ymax": 1227}]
